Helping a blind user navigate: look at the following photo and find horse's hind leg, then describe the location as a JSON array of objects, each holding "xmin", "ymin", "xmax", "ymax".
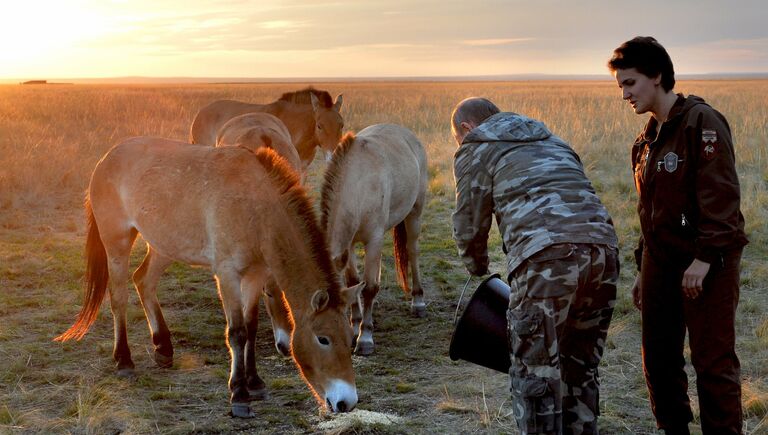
[
  {"xmin": 404, "ymin": 208, "xmax": 426, "ymax": 318},
  {"xmin": 133, "ymin": 246, "xmax": 174, "ymax": 368},
  {"xmin": 242, "ymin": 268, "xmax": 269, "ymax": 401},
  {"xmin": 355, "ymin": 236, "xmax": 383, "ymax": 356},
  {"xmin": 103, "ymin": 228, "xmax": 139, "ymax": 376}
]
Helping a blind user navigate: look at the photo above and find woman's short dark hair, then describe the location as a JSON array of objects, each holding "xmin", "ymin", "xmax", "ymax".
[{"xmin": 607, "ymin": 36, "xmax": 675, "ymax": 92}]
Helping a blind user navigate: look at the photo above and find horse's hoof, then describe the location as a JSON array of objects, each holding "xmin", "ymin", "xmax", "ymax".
[
  {"xmin": 249, "ymin": 387, "xmax": 270, "ymax": 401},
  {"xmin": 411, "ymin": 303, "xmax": 427, "ymax": 318},
  {"xmin": 231, "ymin": 402, "xmax": 255, "ymax": 418},
  {"xmin": 116, "ymin": 368, "xmax": 136, "ymax": 378},
  {"xmin": 354, "ymin": 341, "xmax": 374, "ymax": 356},
  {"xmin": 154, "ymin": 351, "xmax": 173, "ymax": 368},
  {"xmin": 247, "ymin": 377, "xmax": 268, "ymax": 401}
]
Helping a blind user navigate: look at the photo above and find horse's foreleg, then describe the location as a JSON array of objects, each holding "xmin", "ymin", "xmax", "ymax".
[
  {"xmin": 133, "ymin": 247, "xmax": 174, "ymax": 368},
  {"xmin": 346, "ymin": 247, "xmax": 364, "ymax": 349},
  {"xmin": 345, "ymin": 248, "xmax": 361, "ymax": 286},
  {"xmin": 355, "ymin": 237, "xmax": 383, "ymax": 356},
  {"xmin": 215, "ymin": 268, "xmax": 253, "ymax": 418},
  {"xmin": 405, "ymin": 210, "xmax": 426, "ymax": 318},
  {"xmin": 264, "ymin": 275, "xmax": 291, "ymax": 357},
  {"xmin": 242, "ymin": 269, "xmax": 269, "ymax": 401}
]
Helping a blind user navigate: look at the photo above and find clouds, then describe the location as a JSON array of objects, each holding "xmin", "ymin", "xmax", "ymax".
[{"xmin": 1, "ymin": 0, "xmax": 766, "ymax": 79}]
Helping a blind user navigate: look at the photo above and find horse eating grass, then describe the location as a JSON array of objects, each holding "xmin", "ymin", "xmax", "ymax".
[
  {"xmin": 213, "ymin": 112, "xmax": 300, "ymax": 354},
  {"xmin": 54, "ymin": 138, "xmax": 362, "ymax": 417},
  {"xmin": 320, "ymin": 124, "xmax": 428, "ymax": 356}
]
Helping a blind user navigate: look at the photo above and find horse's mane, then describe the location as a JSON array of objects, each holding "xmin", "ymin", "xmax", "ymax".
[
  {"xmin": 320, "ymin": 132, "xmax": 357, "ymax": 231},
  {"xmin": 278, "ymin": 87, "xmax": 333, "ymax": 108},
  {"xmin": 252, "ymin": 148, "xmax": 343, "ymax": 306}
]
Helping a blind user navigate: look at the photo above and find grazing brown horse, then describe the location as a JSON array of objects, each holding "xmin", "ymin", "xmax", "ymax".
[
  {"xmin": 320, "ymin": 124, "xmax": 428, "ymax": 356},
  {"xmin": 215, "ymin": 112, "xmax": 300, "ymax": 352},
  {"xmin": 55, "ymin": 138, "xmax": 362, "ymax": 417},
  {"xmin": 190, "ymin": 87, "xmax": 344, "ymax": 173},
  {"xmin": 216, "ymin": 112, "xmax": 302, "ymax": 176}
]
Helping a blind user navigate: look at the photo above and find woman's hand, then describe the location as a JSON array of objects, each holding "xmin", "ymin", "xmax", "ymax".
[
  {"xmin": 632, "ymin": 274, "xmax": 642, "ymax": 310},
  {"xmin": 682, "ymin": 259, "xmax": 711, "ymax": 299}
]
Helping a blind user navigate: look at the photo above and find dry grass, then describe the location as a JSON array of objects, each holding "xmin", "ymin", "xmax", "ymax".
[{"xmin": 0, "ymin": 80, "xmax": 766, "ymax": 434}]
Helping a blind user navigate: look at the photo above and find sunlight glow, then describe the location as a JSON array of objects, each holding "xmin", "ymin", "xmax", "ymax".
[{"xmin": 0, "ymin": 1, "xmax": 124, "ymax": 75}]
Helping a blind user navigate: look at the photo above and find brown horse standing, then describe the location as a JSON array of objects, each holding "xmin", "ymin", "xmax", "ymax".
[
  {"xmin": 55, "ymin": 138, "xmax": 362, "ymax": 417},
  {"xmin": 320, "ymin": 124, "xmax": 428, "ymax": 356},
  {"xmin": 190, "ymin": 87, "xmax": 343, "ymax": 173}
]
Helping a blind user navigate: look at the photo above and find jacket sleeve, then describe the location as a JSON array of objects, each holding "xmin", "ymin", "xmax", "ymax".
[
  {"xmin": 690, "ymin": 108, "xmax": 743, "ymax": 264},
  {"xmin": 452, "ymin": 145, "xmax": 493, "ymax": 276}
]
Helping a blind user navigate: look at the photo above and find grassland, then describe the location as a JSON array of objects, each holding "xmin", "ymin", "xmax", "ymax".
[{"xmin": 0, "ymin": 80, "xmax": 766, "ymax": 434}]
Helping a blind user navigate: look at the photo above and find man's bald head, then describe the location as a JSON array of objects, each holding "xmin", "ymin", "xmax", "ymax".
[{"xmin": 451, "ymin": 97, "xmax": 500, "ymax": 145}]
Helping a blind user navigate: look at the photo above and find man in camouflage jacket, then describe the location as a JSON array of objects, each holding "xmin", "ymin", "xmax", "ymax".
[{"xmin": 451, "ymin": 97, "xmax": 619, "ymax": 435}]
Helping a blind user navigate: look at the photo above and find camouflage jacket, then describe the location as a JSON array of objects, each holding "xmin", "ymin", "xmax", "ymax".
[{"xmin": 452, "ymin": 112, "xmax": 618, "ymax": 276}]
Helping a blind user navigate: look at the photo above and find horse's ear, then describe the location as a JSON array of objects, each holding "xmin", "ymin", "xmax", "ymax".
[
  {"xmin": 310, "ymin": 289, "xmax": 330, "ymax": 312},
  {"xmin": 340, "ymin": 282, "xmax": 364, "ymax": 307},
  {"xmin": 310, "ymin": 93, "xmax": 320, "ymax": 113},
  {"xmin": 333, "ymin": 94, "xmax": 343, "ymax": 112}
]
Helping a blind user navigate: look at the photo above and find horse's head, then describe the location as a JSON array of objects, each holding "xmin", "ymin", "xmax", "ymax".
[
  {"xmin": 311, "ymin": 93, "xmax": 344, "ymax": 159},
  {"xmin": 290, "ymin": 282, "xmax": 362, "ymax": 413}
]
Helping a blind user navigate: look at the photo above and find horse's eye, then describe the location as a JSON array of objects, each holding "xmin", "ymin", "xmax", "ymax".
[{"xmin": 317, "ymin": 336, "xmax": 330, "ymax": 346}]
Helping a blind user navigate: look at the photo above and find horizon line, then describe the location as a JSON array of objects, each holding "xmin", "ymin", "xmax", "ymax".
[{"xmin": 4, "ymin": 71, "xmax": 768, "ymax": 85}]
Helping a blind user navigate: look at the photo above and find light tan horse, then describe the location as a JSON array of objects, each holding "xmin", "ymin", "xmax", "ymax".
[
  {"xmin": 320, "ymin": 124, "xmax": 428, "ymax": 356},
  {"xmin": 190, "ymin": 87, "xmax": 343, "ymax": 173},
  {"xmin": 55, "ymin": 139, "xmax": 362, "ymax": 417},
  {"xmin": 215, "ymin": 112, "xmax": 300, "ymax": 353},
  {"xmin": 216, "ymin": 112, "xmax": 302, "ymax": 175}
]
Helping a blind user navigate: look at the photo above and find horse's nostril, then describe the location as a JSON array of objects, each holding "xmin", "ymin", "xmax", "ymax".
[
  {"xmin": 336, "ymin": 400, "xmax": 347, "ymax": 413},
  {"xmin": 277, "ymin": 342, "xmax": 290, "ymax": 356}
]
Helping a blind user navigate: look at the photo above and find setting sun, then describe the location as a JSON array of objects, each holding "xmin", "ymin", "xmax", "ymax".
[{"xmin": 0, "ymin": 2, "xmax": 121, "ymax": 70}]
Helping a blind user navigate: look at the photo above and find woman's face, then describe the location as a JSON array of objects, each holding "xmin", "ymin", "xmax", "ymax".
[{"xmin": 614, "ymin": 67, "xmax": 662, "ymax": 115}]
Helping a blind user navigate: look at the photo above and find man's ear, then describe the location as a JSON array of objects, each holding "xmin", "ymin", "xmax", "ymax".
[{"xmin": 460, "ymin": 121, "xmax": 475, "ymax": 135}]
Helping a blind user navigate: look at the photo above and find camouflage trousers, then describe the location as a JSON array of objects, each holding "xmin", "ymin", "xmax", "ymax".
[{"xmin": 507, "ymin": 243, "xmax": 618, "ymax": 435}]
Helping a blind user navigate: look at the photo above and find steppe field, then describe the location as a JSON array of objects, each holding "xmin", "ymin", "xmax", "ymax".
[{"xmin": 0, "ymin": 80, "xmax": 766, "ymax": 434}]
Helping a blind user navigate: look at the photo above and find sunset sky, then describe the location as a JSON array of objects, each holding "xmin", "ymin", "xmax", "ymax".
[{"xmin": 1, "ymin": 0, "xmax": 766, "ymax": 80}]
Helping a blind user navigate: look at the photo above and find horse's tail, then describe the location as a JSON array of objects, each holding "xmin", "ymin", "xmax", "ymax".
[
  {"xmin": 54, "ymin": 197, "xmax": 109, "ymax": 342},
  {"xmin": 392, "ymin": 221, "xmax": 410, "ymax": 294}
]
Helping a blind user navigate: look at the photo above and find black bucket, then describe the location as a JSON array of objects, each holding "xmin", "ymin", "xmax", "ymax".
[{"xmin": 449, "ymin": 274, "xmax": 511, "ymax": 373}]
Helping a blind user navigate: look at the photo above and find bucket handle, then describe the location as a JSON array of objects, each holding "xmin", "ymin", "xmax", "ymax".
[{"xmin": 452, "ymin": 275, "xmax": 473, "ymax": 326}]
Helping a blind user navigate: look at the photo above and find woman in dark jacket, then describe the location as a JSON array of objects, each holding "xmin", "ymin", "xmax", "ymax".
[{"xmin": 608, "ymin": 36, "xmax": 748, "ymax": 435}]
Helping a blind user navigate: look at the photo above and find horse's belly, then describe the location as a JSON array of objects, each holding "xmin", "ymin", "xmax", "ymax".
[{"xmin": 134, "ymin": 223, "xmax": 214, "ymax": 267}]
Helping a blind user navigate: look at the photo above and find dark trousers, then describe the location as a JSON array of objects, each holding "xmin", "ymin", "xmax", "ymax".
[{"xmin": 640, "ymin": 249, "xmax": 743, "ymax": 434}]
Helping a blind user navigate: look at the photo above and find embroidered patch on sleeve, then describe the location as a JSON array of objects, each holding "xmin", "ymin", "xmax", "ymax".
[{"xmin": 702, "ymin": 128, "xmax": 718, "ymax": 160}]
